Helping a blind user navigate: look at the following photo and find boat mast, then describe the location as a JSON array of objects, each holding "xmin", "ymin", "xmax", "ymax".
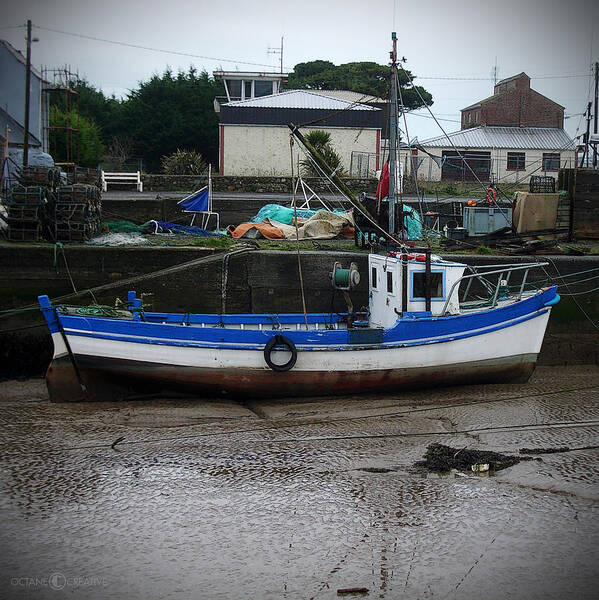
[{"xmin": 388, "ymin": 32, "xmax": 399, "ymax": 235}]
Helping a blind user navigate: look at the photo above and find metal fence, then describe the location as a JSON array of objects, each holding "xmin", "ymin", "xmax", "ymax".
[{"xmin": 350, "ymin": 150, "xmax": 577, "ymax": 184}]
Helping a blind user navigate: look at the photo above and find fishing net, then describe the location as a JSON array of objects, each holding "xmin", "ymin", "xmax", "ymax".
[{"xmin": 102, "ymin": 220, "xmax": 148, "ymax": 233}]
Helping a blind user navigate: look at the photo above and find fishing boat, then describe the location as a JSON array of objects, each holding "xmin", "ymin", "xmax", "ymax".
[
  {"xmin": 37, "ymin": 33, "xmax": 559, "ymax": 402},
  {"xmin": 38, "ymin": 254, "xmax": 558, "ymax": 401}
]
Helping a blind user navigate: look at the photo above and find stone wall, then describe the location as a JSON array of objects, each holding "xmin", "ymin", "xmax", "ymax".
[
  {"xmin": 141, "ymin": 174, "xmax": 380, "ymax": 194},
  {"xmin": 102, "ymin": 196, "xmax": 356, "ymax": 228},
  {"xmin": 560, "ymin": 168, "xmax": 599, "ymax": 239}
]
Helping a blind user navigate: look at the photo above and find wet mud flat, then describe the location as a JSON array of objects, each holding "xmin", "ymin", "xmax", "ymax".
[{"xmin": 0, "ymin": 366, "xmax": 598, "ymax": 599}]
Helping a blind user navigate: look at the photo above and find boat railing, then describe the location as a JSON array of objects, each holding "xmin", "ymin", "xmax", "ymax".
[{"xmin": 441, "ymin": 262, "xmax": 549, "ymax": 315}]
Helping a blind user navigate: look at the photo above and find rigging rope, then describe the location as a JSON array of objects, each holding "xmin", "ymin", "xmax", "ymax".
[{"xmin": 290, "ymin": 135, "xmax": 309, "ymax": 330}]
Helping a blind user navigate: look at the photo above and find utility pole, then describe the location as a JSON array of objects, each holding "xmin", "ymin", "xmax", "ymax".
[
  {"xmin": 388, "ymin": 32, "xmax": 398, "ymax": 235},
  {"xmin": 581, "ymin": 101, "xmax": 592, "ymax": 168},
  {"xmin": 22, "ymin": 19, "xmax": 32, "ymax": 168},
  {"xmin": 593, "ymin": 61, "xmax": 598, "ymax": 168}
]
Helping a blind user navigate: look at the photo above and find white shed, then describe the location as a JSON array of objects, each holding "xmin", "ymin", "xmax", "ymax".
[
  {"xmin": 218, "ymin": 90, "xmax": 382, "ymax": 177},
  {"xmin": 415, "ymin": 126, "xmax": 576, "ymax": 184}
]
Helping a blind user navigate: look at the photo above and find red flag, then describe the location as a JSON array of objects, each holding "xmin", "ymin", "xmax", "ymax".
[{"xmin": 376, "ymin": 161, "xmax": 390, "ymax": 200}]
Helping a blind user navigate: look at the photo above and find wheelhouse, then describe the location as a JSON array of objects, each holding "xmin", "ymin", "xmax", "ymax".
[{"xmin": 368, "ymin": 253, "xmax": 466, "ymax": 327}]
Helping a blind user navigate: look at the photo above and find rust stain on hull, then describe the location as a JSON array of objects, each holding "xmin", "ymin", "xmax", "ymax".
[{"xmin": 46, "ymin": 354, "xmax": 537, "ymax": 402}]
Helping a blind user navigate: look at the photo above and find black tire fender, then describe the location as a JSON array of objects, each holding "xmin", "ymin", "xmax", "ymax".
[{"xmin": 264, "ymin": 334, "xmax": 297, "ymax": 372}]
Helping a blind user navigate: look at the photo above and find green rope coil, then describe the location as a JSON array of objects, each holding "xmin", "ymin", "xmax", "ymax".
[{"xmin": 73, "ymin": 305, "xmax": 122, "ymax": 318}]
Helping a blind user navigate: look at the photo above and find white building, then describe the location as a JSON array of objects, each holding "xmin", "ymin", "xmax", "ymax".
[
  {"xmin": 0, "ymin": 39, "xmax": 47, "ymax": 158},
  {"xmin": 415, "ymin": 126, "xmax": 576, "ymax": 184},
  {"xmin": 217, "ymin": 90, "xmax": 382, "ymax": 177}
]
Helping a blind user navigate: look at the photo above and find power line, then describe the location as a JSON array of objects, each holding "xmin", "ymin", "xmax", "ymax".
[
  {"xmin": 26, "ymin": 23, "xmax": 595, "ymax": 83},
  {"xmin": 405, "ymin": 112, "xmax": 460, "ymax": 123},
  {"xmin": 33, "ymin": 24, "xmax": 285, "ymax": 71},
  {"xmin": 0, "ymin": 24, "xmax": 25, "ymax": 30},
  {"xmin": 417, "ymin": 73, "xmax": 591, "ymax": 82}
]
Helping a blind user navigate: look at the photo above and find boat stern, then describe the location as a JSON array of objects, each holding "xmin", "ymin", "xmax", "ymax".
[{"xmin": 38, "ymin": 295, "xmax": 88, "ymax": 402}]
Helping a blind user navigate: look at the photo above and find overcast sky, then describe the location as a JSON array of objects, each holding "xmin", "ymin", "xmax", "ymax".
[{"xmin": 3, "ymin": 0, "xmax": 598, "ymax": 142}]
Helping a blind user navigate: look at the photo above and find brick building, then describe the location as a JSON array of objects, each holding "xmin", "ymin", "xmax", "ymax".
[{"xmin": 460, "ymin": 73, "xmax": 564, "ymax": 130}]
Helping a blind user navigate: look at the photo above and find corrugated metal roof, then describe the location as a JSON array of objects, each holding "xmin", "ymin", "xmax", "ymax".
[
  {"xmin": 225, "ymin": 90, "xmax": 379, "ymax": 111},
  {"xmin": 420, "ymin": 126, "xmax": 575, "ymax": 150},
  {"xmin": 306, "ymin": 89, "xmax": 385, "ymax": 104}
]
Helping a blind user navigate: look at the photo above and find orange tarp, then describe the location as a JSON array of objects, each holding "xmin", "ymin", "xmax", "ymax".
[{"xmin": 228, "ymin": 222, "xmax": 286, "ymax": 239}]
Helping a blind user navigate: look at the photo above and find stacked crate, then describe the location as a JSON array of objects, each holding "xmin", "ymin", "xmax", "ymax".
[
  {"xmin": 6, "ymin": 185, "xmax": 47, "ymax": 241},
  {"xmin": 52, "ymin": 184, "xmax": 102, "ymax": 241}
]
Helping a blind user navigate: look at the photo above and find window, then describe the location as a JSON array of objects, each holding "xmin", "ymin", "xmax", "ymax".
[
  {"xmin": 411, "ymin": 272, "xmax": 444, "ymax": 300},
  {"xmin": 387, "ymin": 271, "xmax": 393, "ymax": 293},
  {"xmin": 244, "ymin": 81, "xmax": 252, "ymax": 99},
  {"xmin": 255, "ymin": 80, "xmax": 273, "ymax": 97},
  {"xmin": 542, "ymin": 153, "xmax": 560, "ymax": 171},
  {"xmin": 507, "ymin": 152, "xmax": 525, "ymax": 171},
  {"xmin": 441, "ymin": 151, "xmax": 491, "ymax": 182},
  {"xmin": 225, "ymin": 79, "xmax": 241, "ymax": 100},
  {"xmin": 371, "ymin": 267, "xmax": 377, "ymax": 289}
]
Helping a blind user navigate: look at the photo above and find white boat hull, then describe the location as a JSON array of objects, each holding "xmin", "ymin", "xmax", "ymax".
[{"xmin": 47, "ymin": 310, "xmax": 550, "ymax": 400}]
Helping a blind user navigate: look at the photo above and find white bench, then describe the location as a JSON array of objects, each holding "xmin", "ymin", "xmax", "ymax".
[{"xmin": 101, "ymin": 171, "xmax": 143, "ymax": 192}]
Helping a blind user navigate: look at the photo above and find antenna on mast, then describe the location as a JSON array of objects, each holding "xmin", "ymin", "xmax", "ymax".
[
  {"xmin": 491, "ymin": 56, "xmax": 499, "ymax": 85},
  {"xmin": 388, "ymin": 32, "xmax": 399, "ymax": 236},
  {"xmin": 267, "ymin": 37, "xmax": 284, "ymax": 73}
]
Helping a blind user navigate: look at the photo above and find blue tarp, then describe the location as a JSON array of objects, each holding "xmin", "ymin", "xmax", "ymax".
[
  {"xmin": 401, "ymin": 204, "xmax": 422, "ymax": 240},
  {"xmin": 144, "ymin": 220, "xmax": 221, "ymax": 237},
  {"xmin": 179, "ymin": 187, "xmax": 210, "ymax": 212}
]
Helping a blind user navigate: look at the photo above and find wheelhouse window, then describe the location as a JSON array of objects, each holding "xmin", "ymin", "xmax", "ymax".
[
  {"xmin": 542, "ymin": 153, "xmax": 560, "ymax": 171},
  {"xmin": 411, "ymin": 272, "xmax": 444, "ymax": 300},
  {"xmin": 244, "ymin": 81, "xmax": 252, "ymax": 99},
  {"xmin": 371, "ymin": 267, "xmax": 377, "ymax": 289},
  {"xmin": 387, "ymin": 271, "xmax": 393, "ymax": 294},
  {"xmin": 507, "ymin": 152, "xmax": 525, "ymax": 171}
]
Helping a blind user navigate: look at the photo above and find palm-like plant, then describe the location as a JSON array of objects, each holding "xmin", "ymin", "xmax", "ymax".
[{"xmin": 301, "ymin": 130, "xmax": 345, "ymax": 177}]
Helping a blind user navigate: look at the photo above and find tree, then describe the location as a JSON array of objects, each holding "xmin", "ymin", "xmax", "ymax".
[
  {"xmin": 49, "ymin": 77, "xmax": 122, "ymax": 145},
  {"xmin": 121, "ymin": 67, "xmax": 221, "ymax": 172},
  {"xmin": 103, "ymin": 136, "xmax": 134, "ymax": 171},
  {"xmin": 287, "ymin": 60, "xmax": 433, "ymax": 110},
  {"xmin": 49, "ymin": 106, "xmax": 105, "ymax": 167}
]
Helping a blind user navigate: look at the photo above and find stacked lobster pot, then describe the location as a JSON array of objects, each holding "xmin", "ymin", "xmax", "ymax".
[
  {"xmin": 62, "ymin": 165, "xmax": 101, "ymax": 187},
  {"xmin": 6, "ymin": 185, "xmax": 48, "ymax": 241},
  {"xmin": 3, "ymin": 165, "xmax": 102, "ymax": 242},
  {"xmin": 19, "ymin": 165, "xmax": 62, "ymax": 188},
  {"xmin": 52, "ymin": 184, "xmax": 102, "ymax": 242}
]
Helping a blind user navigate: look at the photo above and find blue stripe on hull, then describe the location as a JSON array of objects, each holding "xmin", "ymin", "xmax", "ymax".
[
  {"xmin": 63, "ymin": 309, "xmax": 548, "ymax": 352},
  {"xmin": 54, "ymin": 286, "xmax": 557, "ymax": 352}
]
